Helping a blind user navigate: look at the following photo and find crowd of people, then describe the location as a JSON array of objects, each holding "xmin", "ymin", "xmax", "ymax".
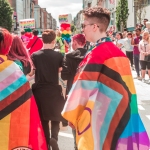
[
  {"xmin": 106, "ymin": 20, "xmax": 150, "ymax": 83},
  {"xmin": 0, "ymin": 6, "xmax": 150, "ymax": 150}
]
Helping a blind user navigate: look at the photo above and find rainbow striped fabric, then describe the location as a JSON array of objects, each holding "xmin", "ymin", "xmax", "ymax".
[
  {"xmin": 0, "ymin": 55, "xmax": 47, "ymax": 150},
  {"xmin": 62, "ymin": 42, "xmax": 150, "ymax": 150}
]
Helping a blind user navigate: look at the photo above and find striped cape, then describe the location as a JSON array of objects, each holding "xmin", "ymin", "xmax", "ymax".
[
  {"xmin": 62, "ymin": 42, "xmax": 150, "ymax": 150},
  {"xmin": 0, "ymin": 55, "xmax": 47, "ymax": 150}
]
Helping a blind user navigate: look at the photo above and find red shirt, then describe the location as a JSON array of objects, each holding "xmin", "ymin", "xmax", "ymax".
[
  {"xmin": 133, "ymin": 36, "xmax": 142, "ymax": 55},
  {"xmin": 26, "ymin": 36, "xmax": 43, "ymax": 55}
]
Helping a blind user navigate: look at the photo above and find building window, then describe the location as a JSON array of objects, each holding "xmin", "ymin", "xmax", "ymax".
[{"xmin": 143, "ymin": 0, "xmax": 150, "ymax": 4}]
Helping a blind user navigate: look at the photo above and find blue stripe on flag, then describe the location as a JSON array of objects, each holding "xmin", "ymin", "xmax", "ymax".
[{"xmin": 0, "ymin": 75, "xmax": 27, "ymax": 101}]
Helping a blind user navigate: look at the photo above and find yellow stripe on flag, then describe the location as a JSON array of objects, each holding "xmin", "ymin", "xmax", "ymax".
[
  {"xmin": 0, "ymin": 114, "xmax": 11, "ymax": 150},
  {"xmin": 122, "ymin": 75, "xmax": 136, "ymax": 94},
  {"xmin": 0, "ymin": 60, "xmax": 13, "ymax": 72}
]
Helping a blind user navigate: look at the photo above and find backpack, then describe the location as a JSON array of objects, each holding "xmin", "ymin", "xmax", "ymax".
[{"xmin": 55, "ymin": 38, "xmax": 64, "ymax": 49}]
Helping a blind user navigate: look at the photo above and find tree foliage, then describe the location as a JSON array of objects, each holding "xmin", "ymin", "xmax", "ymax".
[
  {"xmin": 0, "ymin": 0, "xmax": 13, "ymax": 31},
  {"xmin": 134, "ymin": 0, "xmax": 147, "ymax": 24},
  {"xmin": 71, "ymin": 24, "xmax": 76, "ymax": 33},
  {"xmin": 116, "ymin": 0, "xmax": 129, "ymax": 31}
]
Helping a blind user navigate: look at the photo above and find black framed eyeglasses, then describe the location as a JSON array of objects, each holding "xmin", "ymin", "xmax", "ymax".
[
  {"xmin": 81, "ymin": 23, "xmax": 99, "ymax": 29},
  {"xmin": 81, "ymin": 23, "xmax": 93, "ymax": 29}
]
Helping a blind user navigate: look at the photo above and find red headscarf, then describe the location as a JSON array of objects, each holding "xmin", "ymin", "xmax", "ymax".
[{"xmin": 0, "ymin": 28, "xmax": 13, "ymax": 55}]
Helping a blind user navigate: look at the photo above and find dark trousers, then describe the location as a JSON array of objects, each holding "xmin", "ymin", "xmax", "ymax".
[
  {"xmin": 72, "ymin": 129, "xmax": 77, "ymax": 149},
  {"xmin": 41, "ymin": 120, "xmax": 60, "ymax": 147},
  {"xmin": 126, "ymin": 51, "xmax": 133, "ymax": 66},
  {"xmin": 134, "ymin": 54, "xmax": 140, "ymax": 76}
]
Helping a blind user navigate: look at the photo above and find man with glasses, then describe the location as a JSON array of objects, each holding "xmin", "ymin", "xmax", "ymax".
[{"xmin": 62, "ymin": 6, "xmax": 149, "ymax": 150}]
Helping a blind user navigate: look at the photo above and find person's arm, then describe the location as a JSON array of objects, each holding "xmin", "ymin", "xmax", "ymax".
[
  {"xmin": 26, "ymin": 39, "xmax": 32, "ymax": 49},
  {"xmin": 131, "ymin": 38, "xmax": 135, "ymax": 46},
  {"xmin": 28, "ymin": 69, "xmax": 35, "ymax": 76},
  {"xmin": 138, "ymin": 42, "xmax": 145, "ymax": 55},
  {"xmin": 116, "ymin": 40, "xmax": 123, "ymax": 48},
  {"xmin": 117, "ymin": 43, "xmax": 123, "ymax": 48},
  {"xmin": 146, "ymin": 44, "xmax": 150, "ymax": 55},
  {"xmin": 64, "ymin": 40, "xmax": 69, "ymax": 47},
  {"xmin": 29, "ymin": 54, "xmax": 36, "ymax": 76},
  {"xmin": 61, "ymin": 55, "xmax": 71, "ymax": 80},
  {"xmin": 131, "ymin": 38, "xmax": 139, "ymax": 46},
  {"xmin": 123, "ymin": 40, "xmax": 127, "ymax": 50},
  {"xmin": 59, "ymin": 67, "xmax": 62, "ymax": 72}
]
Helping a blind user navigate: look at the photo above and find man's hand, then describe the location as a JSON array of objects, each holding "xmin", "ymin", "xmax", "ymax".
[
  {"xmin": 68, "ymin": 122, "xmax": 75, "ymax": 129},
  {"xmin": 59, "ymin": 67, "xmax": 62, "ymax": 72}
]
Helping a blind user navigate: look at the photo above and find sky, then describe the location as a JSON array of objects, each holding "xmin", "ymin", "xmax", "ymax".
[{"xmin": 38, "ymin": 0, "xmax": 83, "ymax": 26}]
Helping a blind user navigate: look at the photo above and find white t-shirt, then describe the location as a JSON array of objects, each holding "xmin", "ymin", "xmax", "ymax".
[
  {"xmin": 124, "ymin": 38, "xmax": 133, "ymax": 51},
  {"xmin": 116, "ymin": 39, "xmax": 126, "ymax": 54},
  {"xmin": 117, "ymin": 39, "xmax": 125, "ymax": 46}
]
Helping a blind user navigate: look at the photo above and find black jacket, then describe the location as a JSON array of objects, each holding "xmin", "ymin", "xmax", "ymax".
[{"xmin": 61, "ymin": 48, "xmax": 87, "ymax": 96}]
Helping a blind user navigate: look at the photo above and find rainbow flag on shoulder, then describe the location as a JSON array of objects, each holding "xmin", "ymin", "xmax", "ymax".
[
  {"xmin": 0, "ymin": 55, "xmax": 47, "ymax": 150},
  {"xmin": 62, "ymin": 40, "xmax": 150, "ymax": 150}
]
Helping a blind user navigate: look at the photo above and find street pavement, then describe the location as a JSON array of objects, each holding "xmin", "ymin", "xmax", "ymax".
[{"xmin": 58, "ymin": 70, "xmax": 150, "ymax": 150}]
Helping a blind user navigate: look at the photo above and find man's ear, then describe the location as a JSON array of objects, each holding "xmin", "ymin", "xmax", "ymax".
[
  {"xmin": 93, "ymin": 24, "xmax": 99, "ymax": 32},
  {"xmin": 52, "ymin": 39, "xmax": 56, "ymax": 44}
]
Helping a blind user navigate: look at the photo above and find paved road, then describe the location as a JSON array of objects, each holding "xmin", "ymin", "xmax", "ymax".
[{"xmin": 58, "ymin": 70, "xmax": 150, "ymax": 149}]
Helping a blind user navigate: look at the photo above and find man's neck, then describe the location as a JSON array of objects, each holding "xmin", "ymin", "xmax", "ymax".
[
  {"xmin": 43, "ymin": 44, "xmax": 54, "ymax": 49},
  {"xmin": 75, "ymin": 46, "xmax": 84, "ymax": 50},
  {"xmin": 92, "ymin": 32, "xmax": 107, "ymax": 43}
]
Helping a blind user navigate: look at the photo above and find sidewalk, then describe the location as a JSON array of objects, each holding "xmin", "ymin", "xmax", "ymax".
[{"xmin": 132, "ymin": 70, "xmax": 150, "ymax": 104}]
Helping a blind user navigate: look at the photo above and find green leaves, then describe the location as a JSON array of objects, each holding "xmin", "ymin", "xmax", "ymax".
[
  {"xmin": 0, "ymin": 0, "xmax": 13, "ymax": 31},
  {"xmin": 116, "ymin": 0, "xmax": 129, "ymax": 31}
]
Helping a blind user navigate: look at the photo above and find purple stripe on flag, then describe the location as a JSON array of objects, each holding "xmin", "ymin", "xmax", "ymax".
[
  {"xmin": 116, "ymin": 132, "xmax": 149, "ymax": 150},
  {"xmin": 0, "ymin": 57, "xmax": 4, "ymax": 64}
]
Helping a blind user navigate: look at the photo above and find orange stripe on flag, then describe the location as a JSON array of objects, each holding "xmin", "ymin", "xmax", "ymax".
[
  {"xmin": 9, "ymin": 99, "xmax": 31, "ymax": 149},
  {"xmin": 0, "ymin": 114, "xmax": 10, "ymax": 150},
  {"xmin": 105, "ymin": 57, "xmax": 131, "ymax": 76}
]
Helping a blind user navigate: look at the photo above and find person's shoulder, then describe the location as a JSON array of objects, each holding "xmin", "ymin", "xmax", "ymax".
[
  {"xmin": 139, "ymin": 40, "xmax": 143, "ymax": 43},
  {"xmin": 32, "ymin": 49, "xmax": 44, "ymax": 56},
  {"xmin": 121, "ymin": 39, "xmax": 125, "ymax": 42},
  {"xmin": 29, "ymin": 36, "xmax": 34, "ymax": 40},
  {"xmin": 124, "ymin": 37, "xmax": 128, "ymax": 41},
  {"xmin": 53, "ymin": 50, "xmax": 63, "ymax": 56}
]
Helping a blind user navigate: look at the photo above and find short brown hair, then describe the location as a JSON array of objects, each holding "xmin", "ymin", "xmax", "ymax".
[
  {"xmin": 83, "ymin": 6, "xmax": 110, "ymax": 32},
  {"xmin": 42, "ymin": 29, "xmax": 56, "ymax": 44},
  {"xmin": 21, "ymin": 30, "xmax": 25, "ymax": 35},
  {"xmin": 127, "ymin": 32, "xmax": 132, "ymax": 37}
]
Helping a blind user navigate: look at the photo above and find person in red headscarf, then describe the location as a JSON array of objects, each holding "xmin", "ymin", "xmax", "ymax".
[
  {"xmin": 26, "ymin": 29, "xmax": 43, "ymax": 55},
  {"xmin": 0, "ymin": 27, "xmax": 47, "ymax": 150}
]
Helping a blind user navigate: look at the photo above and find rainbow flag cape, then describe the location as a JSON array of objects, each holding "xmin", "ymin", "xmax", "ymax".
[
  {"xmin": 0, "ymin": 55, "xmax": 47, "ymax": 150},
  {"xmin": 62, "ymin": 41, "xmax": 150, "ymax": 150}
]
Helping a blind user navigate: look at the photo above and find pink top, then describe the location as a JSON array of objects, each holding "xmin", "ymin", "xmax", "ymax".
[
  {"xmin": 21, "ymin": 35, "xmax": 30, "ymax": 46},
  {"xmin": 139, "ymin": 40, "xmax": 150, "ymax": 60}
]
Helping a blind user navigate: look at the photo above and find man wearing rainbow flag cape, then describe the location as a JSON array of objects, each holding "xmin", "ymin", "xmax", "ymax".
[{"xmin": 62, "ymin": 7, "xmax": 150, "ymax": 150}]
